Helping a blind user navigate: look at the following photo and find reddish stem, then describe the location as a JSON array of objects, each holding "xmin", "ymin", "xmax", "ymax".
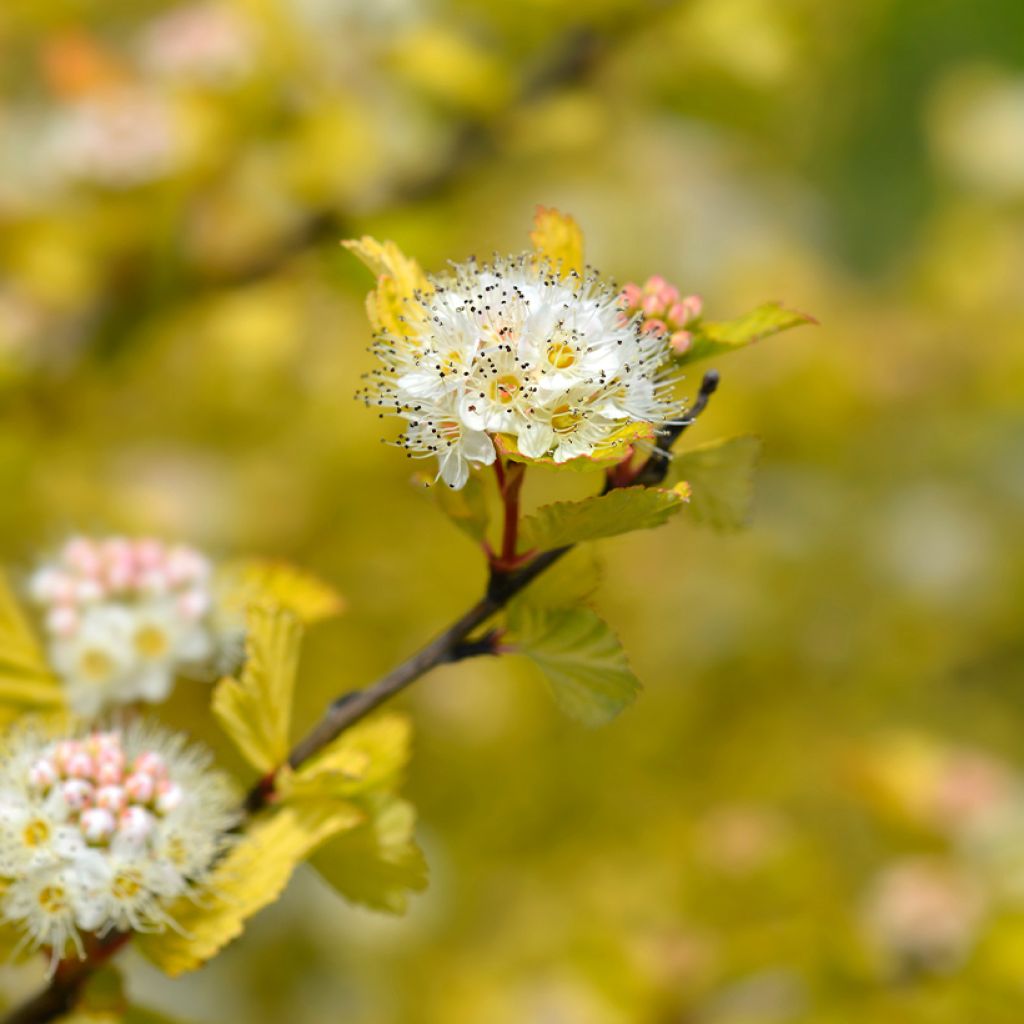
[{"xmin": 490, "ymin": 459, "xmax": 529, "ymax": 572}]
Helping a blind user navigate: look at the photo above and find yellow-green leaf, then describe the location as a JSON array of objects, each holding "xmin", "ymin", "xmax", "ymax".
[
  {"xmin": 414, "ymin": 470, "xmax": 489, "ymax": 543},
  {"xmin": 669, "ymin": 436, "xmax": 763, "ymax": 530},
  {"xmin": 218, "ymin": 559, "xmax": 344, "ymax": 625},
  {"xmin": 311, "ymin": 795, "xmax": 428, "ymax": 914},
  {"xmin": 343, "ymin": 235, "xmax": 432, "ymax": 338},
  {"xmin": 677, "ymin": 302, "xmax": 815, "ymax": 365},
  {"xmin": 519, "ymin": 484, "xmax": 690, "ymax": 552},
  {"xmin": 138, "ymin": 800, "xmax": 362, "ymax": 976},
  {"xmin": 529, "ymin": 206, "xmax": 584, "ymax": 278},
  {"xmin": 212, "ymin": 605, "xmax": 302, "ymax": 773},
  {"xmin": 281, "ymin": 713, "xmax": 413, "ymax": 801},
  {"xmin": 507, "ymin": 601, "xmax": 641, "ymax": 726},
  {"xmin": 0, "ymin": 571, "xmax": 63, "ymax": 709}
]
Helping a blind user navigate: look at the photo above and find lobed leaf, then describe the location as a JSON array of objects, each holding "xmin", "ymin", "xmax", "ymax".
[
  {"xmin": 668, "ymin": 436, "xmax": 762, "ymax": 530},
  {"xmin": 311, "ymin": 795, "xmax": 428, "ymax": 914},
  {"xmin": 507, "ymin": 601, "xmax": 641, "ymax": 726},
  {"xmin": 519, "ymin": 484, "xmax": 690, "ymax": 552},
  {"xmin": 0, "ymin": 571, "xmax": 63, "ymax": 710},
  {"xmin": 281, "ymin": 712, "xmax": 413, "ymax": 802},
  {"xmin": 212, "ymin": 605, "xmax": 303, "ymax": 773},
  {"xmin": 676, "ymin": 302, "xmax": 815, "ymax": 366},
  {"xmin": 343, "ymin": 235, "xmax": 432, "ymax": 338},
  {"xmin": 218, "ymin": 558, "xmax": 344, "ymax": 626},
  {"xmin": 139, "ymin": 800, "xmax": 362, "ymax": 976},
  {"xmin": 529, "ymin": 205, "xmax": 584, "ymax": 278}
]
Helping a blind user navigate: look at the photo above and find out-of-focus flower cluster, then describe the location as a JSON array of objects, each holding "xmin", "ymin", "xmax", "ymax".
[
  {"xmin": 29, "ymin": 537, "xmax": 217, "ymax": 715},
  {"xmin": 619, "ymin": 276, "xmax": 703, "ymax": 356},
  {"xmin": 0, "ymin": 722, "xmax": 236, "ymax": 969}
]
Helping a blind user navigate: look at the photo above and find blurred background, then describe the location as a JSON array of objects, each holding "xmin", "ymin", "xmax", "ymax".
[{"xmin": 2, "ymin": 0, "xmax": 1024, "ymax": 1020}]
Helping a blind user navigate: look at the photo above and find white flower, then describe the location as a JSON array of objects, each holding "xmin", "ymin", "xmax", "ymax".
[
  {"xmin": 139, "ymin": 3, "xmax": 255, "ymax": 86},
  {"xmin": 29, "ymin": 536, "xmax": 218, "ymax": 714},
  {"xmin": 0, "ymin": 721, "xmax": 237, "ymax": 971},
  {"xmin": 361, "ymin": 256, "xmax": 683, "ymax": 488}
]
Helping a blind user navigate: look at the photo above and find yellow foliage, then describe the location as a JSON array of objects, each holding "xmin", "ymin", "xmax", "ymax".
[
  {"xmin": 342, "ymin": 236, "xmax": 432, "ymax": 338},
  {"xmin": 138, "ymin": 800, "xmax": 363, "ymax": 976},
  {"xmin": 529, "ymin": 206, "xmax": 585, "ymax": 278},
  {"xmin": 0, "ymin": 572, "xmax": 64, "ymax": 710},
  {"xmin": 281, "ymin": 712, "xmax": 413, "ymax": 801},
  {"xmin": 212, "ymin": 605, "xmax": 302, "ymax": 773},
  {"xmin": 218, "ymin": 558, "xmax": 345, "ymax": 625}
]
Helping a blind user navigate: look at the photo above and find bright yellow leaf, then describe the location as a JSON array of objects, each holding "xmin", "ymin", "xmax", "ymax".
[
  {"xmin": 281, "ymin": 713, "xmax": 413, "ymax": 801},
  {"xmin": 342, "ymin": 236, "xmax": 432, "ymax": 338},
  {"xmin": 218, "ymin": 558, "xmax": 344, "ymax": 625},
  {"xmin": 0, "ymin": 571, "xmax": 64, "ymax": 710},
  {"xmin": 212, "ymin": 605, "xmax": 302, "ymax": 773},
  {"xmin": 529, "ymin": 206, "xmax": 584, "ymax": 279},
  {"xmin": 138, "ymin": 800, "xmax": 363, "ymax": 976}
]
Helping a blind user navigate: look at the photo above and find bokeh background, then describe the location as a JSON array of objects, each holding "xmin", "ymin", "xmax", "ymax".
[{"xmin": 2, "ymin": 0, "xmax": 1024, "ymax": 1021}]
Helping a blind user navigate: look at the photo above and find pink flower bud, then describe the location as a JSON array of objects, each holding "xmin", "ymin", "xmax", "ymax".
[
  {"xmin": 61, "ymin": 779, "xmax": 94, "ymax": 811},
  {"xmin": 95, "ymin": 785, "xmax": 127, "ymax": 813},
  {"xmin": 138, "ymin": 568, "xmax": 169, "ymax": 596},
  {"xmin": 118, "ymin": 805, "xmax": 155, "ymax": 843},
  {"xmin": 53, "ymin": 740, "xmax": 79, "ymax": 772},
  {"xmin": 28, "ymin": 759, "xmax": 58, "ymax": 791},
  {"xmin": 135, "ymin": 538, "xmax": 165, "ymax": 570},
  {"xmin": 620, "ymin": 283, "xmax": 642, "ymax": 308},
  {"xmin": 105, "ymin": 557, "xmax": 136, "ymax": 592},
  {"xmin": 154, "ymin": 780, "xmax": 184, "ymax": 815},
  {"xmin": 95, "ymin": 760, "xmax": 124, "ymax": 786},
  {"xmin": 644, "ymin": 275, "xmax": 667, "ymax": 294},
  {"xmin": 657, "ymin": 283, "xmax": 680, "ymax": 306},
  {"xmin": 63, "ymin": 538, "xmax": 102, "ymax": 576},
  {"xmin": 669, "ymin": 330, "xmax": 693, "ymax": 354},
  {"xmin": 46, "ymin": 606, "xmax": 79, "ymax": 638},
  {"xmin": 133, "ymin": 752, "xmax": 167, "ymax": 780},
  {"xmin": 642, "ymin": 318, "xmax": 668, "ymax": 338},
  {"xmin": 124, "ymin": 772, "xmax": 155, "ymax": 803},
  {"xmin": 80, "ymin": 806, "xmax": 116, "ymax": 844},
  {"xmin": 641, "ymin": 294, "xmax": 663, "ymax": 317},
  {"xmin": 65, "ymin": 751, "xmax": 94, "ymax": 780}
]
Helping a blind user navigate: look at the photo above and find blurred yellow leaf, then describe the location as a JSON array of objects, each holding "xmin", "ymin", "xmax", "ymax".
[
  {"xmin": 414, "ymin": 469, "xmax": 490, "ymax": 543},
  {"xmin": 0, "ymin": 571, "xmax": 63, "ymax": 709},
  {"xmin": 219, "ymin": 558, "xmax": 344, "ymax": 625},
  {"xmin": 343, "ymin": 236, "xmax": 432, "ymax": 338},
  {"xmin": 212, "ymin": 605, "xmax": 302, "ymax": 773},
  {"xmin": 311, "ymin": 795, "xmax": 428, "ymax": 914},
  {"xmin": 530, "ymin": 206, "xmax": 584, "ymax": 278},
  {"xmin": 668, "ymin": 436, "xmax": 763, "ymax": 530},
  {"xmin": 281, "ymin": 712, "xmax": 413, "ymax": 801},
  {"xmin": 138, "ymin": 800, "xmax": 362, "ymax": 976}
]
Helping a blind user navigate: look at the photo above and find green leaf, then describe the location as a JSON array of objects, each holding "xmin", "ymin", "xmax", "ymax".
[
  {"xmin": 677, "ymin": 302, "xmax": 815, "ymax": 365},
  {"xmin": 415, "ymin": 470, "xmax": 489, "ymax": 542},
  {"xmin": 0, "ymin": 572, "xmax": 63, "ymax": 709},
  {"xmin": 669, "ymin": 436, "xmax": 763, "ymax": 530},
  {"xmin": 311, "ymin": 795, "xmax": 428, "ymax": 914},
  {"xmin": 507, "ymin": 601, "xmax": 641, "ymax": 726},
  {"xmin": 212, "ymin": 605, "xmax": 303, "ymax": 773},
  {"xmin": 519, "ymin": 484, "xmax": 689, "ymax": 552},
  {"xmin": 519, "ymin": 547, "xmax": 603, "ymax": 610}
]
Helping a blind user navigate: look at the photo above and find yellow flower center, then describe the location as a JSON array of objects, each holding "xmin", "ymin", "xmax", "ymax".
[
  {"xmin": 135, "ymin": 624, "xmax": 170, "ymax": 660},
  {"xmin": 37, "ymin": 885, "xmax": 66, "ymax": 914},
  {"xmin": 489, "ymin": 374, "xmax": 521, "ymax": 406},
  {"xmin": 79, "ymin": 649, "xmax": 114, "ymax": 681},
  {"xmin": 113, "ymin": 872, "xmax": 142, "ymax": 900},
  {"xmin": 23, "ymin": 819, "xmax": 50, "ymax": 847},
  {"xmin": 551, "ymin": 404, "xmax": 582, "ymax": 434},
  {"xmin": 546, "ymin": 342, "xmax": 576, "ymax": 370}
]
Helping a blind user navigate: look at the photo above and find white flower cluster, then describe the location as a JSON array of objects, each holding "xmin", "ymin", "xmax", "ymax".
[
  {"xmin": 362, "ymin": 256, "xmax": 683, "ymax": 488},
  {"xmin": 30, "ymin": 537, "xmax": 216, "ymax": 715},
  {"xmin": 0, "ymin": 723, "xmax": 237, "ymax": 967}
]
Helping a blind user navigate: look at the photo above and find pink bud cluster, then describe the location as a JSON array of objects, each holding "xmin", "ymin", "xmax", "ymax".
[
  {"xmin": 620, "ymin": 276, "xmax": 703, "ymax": 355},
  {"xmin": 30, "ymin": 536, "xmax": 211, "ymax": 640},
  {"xmin": 29, "ymin": 733, "xmax": 184, "ymax": 848}
]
